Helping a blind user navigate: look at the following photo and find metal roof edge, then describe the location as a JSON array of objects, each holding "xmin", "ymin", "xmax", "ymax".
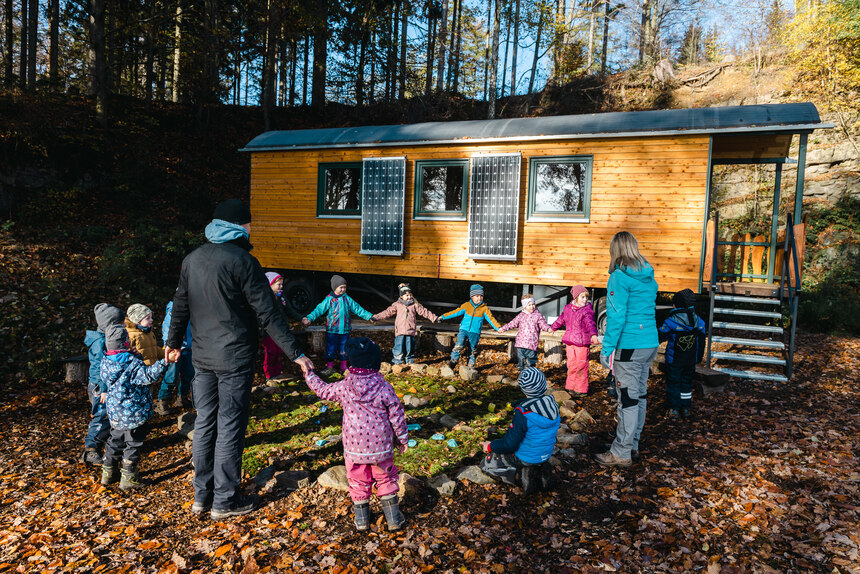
[{"xmin": 239, "ymin": 122, "xmax": 833, "ymax": 153}]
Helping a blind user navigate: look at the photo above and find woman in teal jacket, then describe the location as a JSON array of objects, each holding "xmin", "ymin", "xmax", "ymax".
[{"xmin": 594, "ymin": 231, "xmax": 659, "ymax": 468}]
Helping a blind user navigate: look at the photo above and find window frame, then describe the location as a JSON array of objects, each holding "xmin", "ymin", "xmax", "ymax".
[
  {"xmin": 412, "ymin": 159, "xmax": 470, "ymax": 221},
  {"xmin": 526, "ymin": 155, "xmax": 593, "ymax": 223},
  {"xmin": 317, "ymin": 161, "xmax": 363, "ymax": 218}
]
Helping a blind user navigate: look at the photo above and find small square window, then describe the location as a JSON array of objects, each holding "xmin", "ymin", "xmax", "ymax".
[
  {"xmin": 414, "ymin": 160, "xmax": 469, "ymax": 219},
  {"xmin": 317, "ymin": 162, "xmax": 362, "ymax": 217},
  {"xmin": 527, "ymin": 156, "xmax": 592, "ymax": 221}
]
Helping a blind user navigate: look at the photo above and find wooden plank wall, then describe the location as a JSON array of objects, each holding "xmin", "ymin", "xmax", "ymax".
[{"xmin": 249, "ymin": 135, "xmax": 710, "ymax": 293}]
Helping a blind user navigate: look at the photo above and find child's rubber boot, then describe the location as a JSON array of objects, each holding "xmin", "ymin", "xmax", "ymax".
[
  {"xmin": 353, "ymin": 501, "xmax": 371, "ymax": 531},
  {"xmin": 82, "ymin": 447, "xmax": 102, "ymax": 467},
  {"xmin": 380, "ymin": 494, "xmax": 405, "ymax": 531},
  {"xmin": 100, "ymin": 463, "xmax": 119, "ymax": 486},
  {"xmin": 320, "ymin": 362, "xmax": 336, "ymax": 377},
  {"xmin": 154, "ymin": 399, "xmax": 172, "ymax": 416},
  {"xmin": 680, "ymin": 408, "xmax": 691, "ymax": 419},
  {"xmin": 119, "ymin": 461, "xmax": 147, "ymax": 491},
  {"xmin": 339, "ymin": 360, "xmax": 349, "ymax": 373}
]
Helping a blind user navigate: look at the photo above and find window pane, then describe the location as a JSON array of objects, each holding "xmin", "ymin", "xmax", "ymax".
[
  {"xmin": 324, "ymin": 167, "xmax": 361, "ymax": 211},
  {"xmin": 534, "ymin": 162, "xmax": 585, "ymax": 213},
  {"xmin": 421, "ymin": 165, "xmax": 464, "ymax": 211}
]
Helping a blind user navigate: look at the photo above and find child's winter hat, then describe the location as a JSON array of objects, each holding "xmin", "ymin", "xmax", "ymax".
[
  {"xmin": 399, "ymin": 283, "xmax": 412, "ymax": 296},
  {"xmin": 518, "ymin": 367, "xmax": 548, "ymax": 398},
  {"xmin": 673, "ymin": 288, "xmax": 696, "ymax": 308},
  {"xmin": 213, "ymin": 199, "xmax": 252, "ymax": 225},
  {"xmin": 104, "ymin": 323, "xmax": 130, "ymax": 352},
  {"xmin": 570, "ymin": 285, "xmax": 588, "ymax": 300},
  {"xmin": 346, "ymin": 337, "xmax": 381, "ymax": 370},
  {"xmin": 127, "ymin": 304, "xmax": 153, "ymax": 324},
  {"xmin": 331, "ymin": 275, "xmax": 347, "ymax": 291},
  {"xmin": 470, "ymin": 284, "xmax": 484, "ymax": 297},
  {"xmin": 94, "ymin": 303, "xmax": 124, "ymax": 333},
  {"xmin": 265, "ymin": 272, "xmax": 282, "ymax": 286}
]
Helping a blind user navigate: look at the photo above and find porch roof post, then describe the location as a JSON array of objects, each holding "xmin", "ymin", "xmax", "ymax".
[
  {"xmin": 794, "ymin": 132, "xmax": 808, "ymax": 223},
  {"xmin": 767, "ymin": 163, "xmax": 782, "ymax": 283}
]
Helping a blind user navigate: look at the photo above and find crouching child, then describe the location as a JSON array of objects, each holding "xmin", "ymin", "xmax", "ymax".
[
  {"xmin": 303, "ymin": 337, "xmax": 409, "ymax": 531},
  {"xmin": 480, "ymin": 367, "xmax": 561, "ymax": 494},
  {"xmin": 99, "ymin": 323, "xmax": 168, "ymax": 491}
]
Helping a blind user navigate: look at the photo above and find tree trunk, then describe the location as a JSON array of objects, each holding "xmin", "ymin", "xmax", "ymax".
[
  {"xmin": 452, "ymin": 0, "xmax": 462, "ymax": 92},
  {"xmin": 88, "ymin": 0, "xmax": 107, "ymax": 124},
  {"xmin": 356, "ymin": 24, "xmax": 367, "ymax": 105},
  {"xmin": 399, "ymin": 0, "xmax": 407, "ymax": 100},
  {"xmin": 482, "ymin": 0, "xmax": 490, "ymax": 98},
  {"xmin": 639, "ymin": 0, "xmax": 650, "ymax": 65},
  {"xmin": 49, "ymin": 0, "xmax": 59, "ymax": 89},
  {"xmin": 435, "ymin": 0, "xmax": 447, "ymax": 92},
  {"xmin": 4, "ymin": 0, "xmax": 12, "ymax": 85},
  {"xmin": 289, "ymin": 37, "xmax": 296, "ymax": 105},
  {"xmin": 487, "ymin": 0, "xmax": 500, "ymax": 118},
  {"xmin": 19, "ymin": 0, "xmax": 27, "ymax": 89},
  {"xmin": 500, "ymin": 4, "xmax": 510, "ymax": 97},
  {"xmin": 445, "ymin": 0, "xmax": 457, "ymax": 90},
  {"xmin": 368, "ymin": 31, "xmax": 375, "ymax": 103},
  {"xmin": 262, "ymin": 0, "xmax": 277, "ymax": 130},
  {"xmin": 600, "ymin": 0, "xmax": 609, "ymax": 75},
  {"xmin": 553, "ymin": 0, "xmax": 564, "ymax": 81},
  {"xmin": 278, "ymin": 27, "xmax": 287, "ymax": 106},
  {"xmin": 171, "ymin": 0, "xmax": 182, "ymax": 103},
  {"xmin": 311, "ymin": 0, "xmax": 327, "ymax": 110},
  {"xmin": 528, "ymin": 6, "xmax": 543, "ymax": 93},
  {"xmin": 144, "ymin": 0, "xmax": 155, "ymax": 102},
  {"xmin": 425, "ymin": 15, "xmax": 435, "ymax": 94},
  {"xmin": 587, "ymin": 0, "xmax": 596, "ymax": 72},
  {"xmin": 509, "ymin": 0, "xmax": 519, "ymax": 96},
  {"xmin": 302, "ymin": 34, "xmax": 309, "ymax": 106}
]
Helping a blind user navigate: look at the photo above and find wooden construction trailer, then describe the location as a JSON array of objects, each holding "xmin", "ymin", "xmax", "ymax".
[{"xmin": 243, "ymin": 103, "xmax": 830, "ymax": 381}]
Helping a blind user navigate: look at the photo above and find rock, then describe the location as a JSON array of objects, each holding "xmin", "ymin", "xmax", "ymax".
[
  {"xmin": 425, "ymin": 365, "xmax": 440, "ymax": 377},
  {"xmin": 559, "ymin": 406, "xmax": 577, "ymax": 419},
  {"xmin": 427, "ymin": 474, "xmax": 457, "ymax": 497},
  {"xmin": 290, "ymin": 391, "xmax": 300, "ymax": 397},
  {"xmin": 456, "ymin": 465, "xmax": 497, "ymax": 485},
  {"xmin": 439, "ymin": 414, "xmax": 461, "ymax": 429},
  {"xmin": 551, "ymin": 390, "xmax": 572, "ymax": 402},
  {"xmin": 562, "ymin": 400, "xmax": 577, "ymax": 410},
  {"xmin": 453, "ymin": 423, "xmax": 475, "ymax": 432},
  {"xmin": 556, "ymin": 432, "xmax": 588, "ymax": 446},
  {"xmin": 325, "ymin": 434, "xmax": 342, "ymax": 444},
  {"xmin": 560, "ymin": 448, "xmax": 577, "ymax": 458},
  {"xmin": 391, "ymin": 364, "xmax": 409, "ymax": 375},
  {"xmin": 486, "ymin": 375, "xmax": 504, "ymax": 383},
  {"xmin": 697, "ymin": 381, "xmax": 726, "ymax": 397},
  {"xmin": 427, "ymin": 413, "xmax": 442, "ymax": 424},
  {"xmin": 266, "ymin": 378, "xmax": 280, "ymax": 388},
  {"xmin": 459, "ymin": 365, "xmax": 479, "ymax": 381},
  {"xmin": 411, "ymin": 363, "xmax": 427, "ymax": 374},
  {"xmin": 402, "ymin": 395, "xmax": 429, "ymax": 408},
  {"xmin": 379, "ymin": 362, "xmax": 392, "ymax": 374},
  {"xmin": 177, "ymin": 412, "xmax": 196, "ymax": 430},
  {"xmin": 440, "ymin": 365, "xmax": 456, "ymax": 378},
  {"xmin": 187, "ymin": 430, "xmax": 194, "ymax": 441},
  {"xmin": 262, "ymin": 386, "xmax": 279, "ymax": 395},
  {"xmin": 258, "ymin": 469, "xmax": 310, "ymax": 494},
  {"xmin": 486, "ymin": 425, "xmax": 499, "ymax": 437},
  {"xmin": 398, "ymin": 472, "xmax": 426, "ymax": 501},
  {"xmin": 317, "ymin": 466, "xmax": 350, "ymax": 491},
  {"xmin": 502, "ymin": 376, "xmax": 518, "ymax": 387},
  {"xmin": 548, "ymin": 456, "xmax": 561, "ymax": 467},
  {"xmin": 652, "ymin": 58, "xmax": 675, "ymax": 83},
  {"xmin": 570, "ymin": 409, "xmax": 595, "ymax": 426},
  {"xmin": 446, "ymin": 385, "xmax": 457, "ymax": 394}
]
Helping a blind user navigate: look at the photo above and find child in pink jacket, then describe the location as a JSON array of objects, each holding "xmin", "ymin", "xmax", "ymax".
[
  {"xmin": 371, "ymin": 283, "xmax": 438, "ymax": 365},
  {"xmin": 551, "ymin": 285, "xmax": 599, "ymax": 394},
  {"xmin": 498, "ymin": 293, "xmax": 553, "ymax": 370},
  {"xmin": 304, "ymin": 337, "xmax": 409, "ymax": 532}
]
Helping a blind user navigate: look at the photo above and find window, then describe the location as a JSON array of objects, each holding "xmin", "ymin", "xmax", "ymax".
[
  {"xmin": 317, "ymin": 162, "xmax": 362, "ymax": 217},
  {"xmin": 413, "ymin": 160, "xmax": 469, "ymax": 219},
  {"xmin": 527, "ymin": 156, "xmax": 592, "ymax": 221}
]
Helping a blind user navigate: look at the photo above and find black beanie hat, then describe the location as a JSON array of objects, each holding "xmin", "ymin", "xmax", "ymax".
[
  {"xmin": 346, "ymin": 337, "xmax": 381, "ymax": 370},
  {"xmin": 213, "ymin": 199, "xmax": 252, "ymax": 225},
  {"xmin": 673, "ymin": 288, "xmax": 696, "ymax": 308}
]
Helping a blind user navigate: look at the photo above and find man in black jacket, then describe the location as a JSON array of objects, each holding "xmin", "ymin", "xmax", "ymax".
[{"xmin": 166, "ymin": 199, "xmax": 313, "ymax": 520}]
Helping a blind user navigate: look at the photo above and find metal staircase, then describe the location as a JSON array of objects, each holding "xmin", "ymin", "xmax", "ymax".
[{"xmin": 705, "ymin": 212, "xmax": 802, "ymax": 382}]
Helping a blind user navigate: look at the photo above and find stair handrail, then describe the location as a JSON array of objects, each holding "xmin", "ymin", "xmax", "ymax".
[
  {"xmin": 706, "ymin": 211, "xmax": 720, "ymax": 368},
  {"xmin": 778, "ymin": 213, "xmax": 801, "ymax": 378}
]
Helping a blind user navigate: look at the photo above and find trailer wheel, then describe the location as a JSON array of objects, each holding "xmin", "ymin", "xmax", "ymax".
[
  {"xmin": 284, "ymin": 278, "xmax": 315, "ymax": 316},
  {"xmin": 594, "ymin": 296, "xmax": 607, "ymax": 336}
]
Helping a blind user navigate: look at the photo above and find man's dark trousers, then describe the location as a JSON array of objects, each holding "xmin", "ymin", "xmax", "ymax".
[{"xmin": 192, "ymin": 364, "xmax": 254, "ymax": 511}]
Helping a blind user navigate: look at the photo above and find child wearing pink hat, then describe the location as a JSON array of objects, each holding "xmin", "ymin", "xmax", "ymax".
[
  {"xmin": 262, "ymin": 272, "xmax": 286, "ymax": 380},
  {"xmin": 551, "ymin": 285, "xmax": 599, "ymax": 394}
]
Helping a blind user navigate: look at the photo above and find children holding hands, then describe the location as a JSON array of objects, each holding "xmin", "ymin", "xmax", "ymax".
[
  {"xmin": 438, "ymin": 284, "xmax": 501, "ymax": 368},
  {"xmin": 124, "ymin": 304, "xmax": 163, "ymax": 366},
  {"xmin": 371, "ymin": 283, "xmax": 437, "ymax": 364},
  {"xmin": 498, "ymin": 294, "xmax": 554, "ymax": 369},
  {"xmin": 551, "ymin": 285, "xmax": 599, "ymax": 395}
]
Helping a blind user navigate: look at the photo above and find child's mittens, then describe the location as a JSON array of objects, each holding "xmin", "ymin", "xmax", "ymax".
[
  {"xmin": 301, "ymin": 317, "xmax": 311, "ymax": 326},
  {"xmin": 435, "ymin": 317, "xmax": 444, "ymax": 323}
]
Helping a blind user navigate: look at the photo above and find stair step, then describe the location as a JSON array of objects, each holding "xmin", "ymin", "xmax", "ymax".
[
  {"xmin": 714, "ymin": 295, "xmax": 781, "ymax": 305},
  {"xmin": 711, "ymin": 336, "xmax": 785, "ymax": 349},
  {"xmin": 713, "ymin": 307, "xmax": 783, "ymax": 319},
  {"xmin": 712, "ymin": 321, "xmax": 783, "ymax": 334},
  {"xmin": 717, "ymin": 368, "xmax": 789, "ymax": 383},
  {"xmin": 712, "ymin": 351, "xmax": 786, "ymax": 366}
]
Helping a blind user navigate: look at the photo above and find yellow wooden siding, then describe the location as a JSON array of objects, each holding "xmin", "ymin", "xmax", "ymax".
[{"xmin": 249, "ymin": 136, "xmax": 710, "ymax": 292}]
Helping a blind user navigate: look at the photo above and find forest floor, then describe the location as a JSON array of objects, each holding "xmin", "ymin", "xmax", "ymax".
[{"xmin": 0, "ymin": 332, "xmax": 859, "ymax": 573}]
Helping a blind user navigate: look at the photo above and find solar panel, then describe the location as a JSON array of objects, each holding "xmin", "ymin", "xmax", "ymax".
[
  {"xmin": 467, "ymin": 153, "xmax": 521, "ymax": 260},
  {"xmin": 360, "ymin": 157, "xmax": 406, "ymax": 256}
]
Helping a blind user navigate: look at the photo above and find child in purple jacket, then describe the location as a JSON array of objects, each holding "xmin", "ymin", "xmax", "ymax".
[
  {"xmin": 498, "ymin": 293, "xmax": 553, "ymax": 370},
  {"xmin": 551, "ymin": 285, "xmax": 599, "ymax": 394},
  {"xmin": 303, "ymin": 337, "xmax": 409, "ymax": 532}
]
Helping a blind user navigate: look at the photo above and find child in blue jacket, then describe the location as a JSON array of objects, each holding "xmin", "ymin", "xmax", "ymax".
[
  {"xmin": 302, "ymin": 274, "xmax": 373, "ymax": 375},
  {"xmin": 659, "ymin": 289, "xmax": 706, "ymax": 419},
  {"xmin": 480, "ymin": 368, "xmax": 561, "ymax": 492},
  {"xmin": 99, "ymin": 323, "xmax": 167, "ymax": 491},
  {"xmin": 81, "ymin": 303, "xmax": 125, "ymax": 467},
  {"xmin": 155, "ymin": 301, "xmax": 194, "ymax": 415},
  {"xmin": 438, "ymin": 284, "xmax": 501, "ymax": 368}
]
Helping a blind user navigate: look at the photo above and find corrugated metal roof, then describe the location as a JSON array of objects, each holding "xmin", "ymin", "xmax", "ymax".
[{"xmin": 241, "ymin": 103, "xmax": 830, "ymax": 152}]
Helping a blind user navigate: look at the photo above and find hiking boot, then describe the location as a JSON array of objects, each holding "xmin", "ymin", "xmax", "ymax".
[
  {"xmin": 607, "ymin": 386, "xmax": 618, "ymax": 399},
  {"xmin": 119, "ymin": 462, "xmax": 147, "ymax": 491},
  {"xmin": 667, "ymin": 408, "xmax": 680, "ymax": 419},
  {"xmin": 447, "ymin": 359, "xmax": 458, "ymax": 370},
  {"xmin": 631, "ymin": 450, "xmax": 641, "ymax": 462},
  {"xmin": 82, "ymin": 447, "xmax": 103, "ymax": 467},
  {"xmin": 593, "ymin": 451, "xmax": 632, "ymax": 468},
  {"xmin": 520, "ymin": 465, "xmax": 542, "ymax": 495},
  {"xmin": 210, "ymin": 494, "xmax": 259, "ymax": 520},
  {"xmin": 154, "ymin": 399, "xmax": 173, "ymax": 416},
  {"xmin": 180, "ymin": 394, "xmax": 193, "ymax": 409},
  {"xmin": 680, "ymin": 408, "xmax": 691, "ymax": 419},
  {"xmin": 380, "ymin": 494, "xmax": 405, "ymax": 531},
  {"xmin": 100, "ymin": 463, "xmax": 119, "ymax": 485},
  {"xmin": 320, "ymin": 362, "xmax": 337, "ymax": 377},
  {"xmin": 353, "ymin": 501, "xmax": 371, "ymax": 531},
  {"xmin": 191, "ymin": 500, "xmax": 212, "ymax": 515}
]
